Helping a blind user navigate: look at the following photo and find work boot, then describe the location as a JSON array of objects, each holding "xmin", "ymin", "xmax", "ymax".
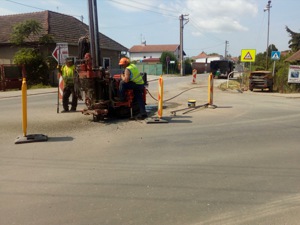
[{"xmin": 61, "ymin": 109, "xmax": 69, "ymax": 113}]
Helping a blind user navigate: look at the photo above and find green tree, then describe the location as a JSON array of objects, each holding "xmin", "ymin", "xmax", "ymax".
[
  {"xmin": 184, "ymin": 57, "xmax": 193, "ymax": 75},
  {"xmin": 10, "ymin": 19, "xmax": 54, "ymax": 85},
  {"xmin": 286, "ymin": 26, "xmax": 300, "ymax": 52},
  {"xmin": 160, "ymin": 51, "xmax": 178, "ymax": 74},
  {"xmin": 252, "ymin": 44, "xmax": 278, "ymax": 70},
  {"xmin": 253, "ymin": 52, "xmax": 266, "ymax": 70},
  {"xmin": 13, "ymin": 48, "xmax": 48, "ymax": 85}
]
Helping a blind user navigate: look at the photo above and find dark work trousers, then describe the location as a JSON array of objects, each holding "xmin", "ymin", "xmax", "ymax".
[
  {"xmin": 63, "ymin": 85, "xmax": 78, "ymax": 111},
  {"xmin": 119, "ymin": 81, "xmax": 147, "ymax": 115}
]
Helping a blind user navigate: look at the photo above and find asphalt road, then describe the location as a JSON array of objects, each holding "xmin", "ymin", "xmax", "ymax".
[{"xmin": 1, "ymin": 74, "xmax": 300, "ymax": 225}]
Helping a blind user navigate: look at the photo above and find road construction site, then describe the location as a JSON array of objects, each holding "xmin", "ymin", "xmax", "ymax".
[{"xmin": 1, "ymin": 73, "xmax": 300, "ymax": 225}]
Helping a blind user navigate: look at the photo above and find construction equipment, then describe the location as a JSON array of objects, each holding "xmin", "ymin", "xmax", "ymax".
[
  {"xmin": 210, "ymin": 60, "xmax": 235, "ymax": 79},
  {"xmin": 76, "ymin": 0, "xmax": 146, "ymax": 121}
]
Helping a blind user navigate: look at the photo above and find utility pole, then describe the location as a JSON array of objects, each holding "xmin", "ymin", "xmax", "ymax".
[
  {"xmin": 179, "ymin": 14, "xmax": 189, "ymax": 76},
  {"xmin": 264, "ymin": 0, "xmax": 271, "ymax": 70},
  {"xmin": 224, "ymin": 40, "xmax": 229, "ymax": 59}
]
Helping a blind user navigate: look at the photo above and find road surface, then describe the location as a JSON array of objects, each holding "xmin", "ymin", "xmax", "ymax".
[{"xmin": 1, "ymin": 74, "xmax": 300, "ymax": 225}]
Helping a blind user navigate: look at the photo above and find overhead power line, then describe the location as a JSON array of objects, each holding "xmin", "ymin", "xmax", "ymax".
[
  {"xmin": 129, "ymin": 0, "xmax": 179, "ymax": 14},
  {"xmin": 5, "ymin": 0, "xmax": 46, "ymax": 11},
  {"xmin": 107, "ymin": 0, "xmax": 178, "ymax": 18},
  {"xmin": 5, "ymin": 0, "xmax": 83, "ymax": 20}
]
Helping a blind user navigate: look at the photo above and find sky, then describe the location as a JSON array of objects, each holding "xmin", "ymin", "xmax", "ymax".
[{"xmin": 0, "ymin": 0, "xmax": 299, "ymax": 58}]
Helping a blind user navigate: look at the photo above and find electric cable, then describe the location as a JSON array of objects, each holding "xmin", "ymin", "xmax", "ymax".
[{"xmin": 146, "ymin": 86, "xmax": 201, "ymax": 102}]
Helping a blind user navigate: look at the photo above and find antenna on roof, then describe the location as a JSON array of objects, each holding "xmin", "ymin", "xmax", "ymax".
[{"xmin": 141, "ymin": 34, "xmax": 146, "ymax": 46}]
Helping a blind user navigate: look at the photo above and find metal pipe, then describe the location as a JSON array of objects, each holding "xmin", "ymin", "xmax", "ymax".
[
  {"xmin": 92, "ymin": 0, "xmax": 101, "ymax": 68},
  {"xmin": 87, "ymin": 0, "xmax": 101, "ymax": 69},
  {"xmin": 87, "ymin": 0, "xmax": 96, "ymax": 68}
]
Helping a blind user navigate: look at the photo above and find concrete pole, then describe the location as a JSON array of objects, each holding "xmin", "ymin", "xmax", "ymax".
[
  {"xmin": 264, "ymin": 0, "xmax": 271, "ymax": 70},
  {"xmin": 179, "ymin": 14, "xmax": 189, "ymax": 76},
  {"xmin": 180, "ymin": 14, "xmax": 184, "ymax": 76}
]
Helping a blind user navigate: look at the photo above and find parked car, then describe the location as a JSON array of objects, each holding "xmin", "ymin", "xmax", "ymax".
[
  {"xmin": 249, "ymin": 70, "xmax": 273, "ymax": 92},
  {"xmin": 0, "ymin": 64, "xmax": 22, "ymax": 91}
]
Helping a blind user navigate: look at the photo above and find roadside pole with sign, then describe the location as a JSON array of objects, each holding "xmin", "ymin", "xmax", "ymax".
[
  {"xmin": 52, "ymin": 43, "xmax": 69, "ymax": 113},
  {"xmin": 240, "ymin": 49, "xmax": 256, "ymax": 87},
  {"xmin": 241, "ymin": 49, "xmax": 256, "ymax": 71},
  {"xmin": 271, "ymin": 51, "xmax": 280, "ymax": 77},
  {"xmin": 170, "ymin": 60, "xmax": 175, "ymax": 74},
  {"xmin": 52, "ymin": 43, "xmax": 69, "ymax": 65},
  {"xmin": 166, "ymin": 56, "xmax": 170, "ymax": 74}
]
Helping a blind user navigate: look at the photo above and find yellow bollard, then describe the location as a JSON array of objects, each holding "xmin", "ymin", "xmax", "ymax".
[
  {"xmin": 208, "ymin": 73, "xmax": 213, "ymax": 105},
  {"xmin": 207, "ymin": 73, "xmax": 217, "ymax": 109},
  {"xmin": 146, "ymin": 75, "xmax": 168, "ymax": 123},
  {"xmin": 158, "ymin": 75, "xmax": 163, "ymax": 119},
  {"xmin": 21, "ymin": 77, "xmax": 27, "ymax": 137},
  {"xmin": 15, "ymin": 72, "xmax": 48, "ymax": 144}
]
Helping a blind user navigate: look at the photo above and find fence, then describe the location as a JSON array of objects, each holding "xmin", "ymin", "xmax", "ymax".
[{"xmin": 136, "ymin": 63, "xmax": 163, "ymax": 76}]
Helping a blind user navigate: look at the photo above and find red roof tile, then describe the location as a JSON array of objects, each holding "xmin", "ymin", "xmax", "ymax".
[
  {"xmin": 129, "ymin": 44, "xmax": 179, "ymax": 53},
  {"xmin": 193, "ymin": 51, "xmax": 208, "ymax": 59},
  {"xmin": 285, "ymin": 50, "xmax": 300, "ymax": 62},
  {"xmin": 0, "ymin": 11, "xmax": 127, "ymax": 51}
]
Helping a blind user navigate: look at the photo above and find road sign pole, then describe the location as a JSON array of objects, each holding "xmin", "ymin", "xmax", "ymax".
[{"xmin": 57, "ymin": 46, "xmax": 61, "ymax": 113}]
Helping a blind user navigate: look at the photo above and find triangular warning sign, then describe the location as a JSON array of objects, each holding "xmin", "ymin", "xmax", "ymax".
[
  {"xmin": 272, "ymin": 53, "xmax": 279, "ymax": 59},
  {"xmin": 244, "ymin": 52, "xmax": 252, "ymax": 60}
]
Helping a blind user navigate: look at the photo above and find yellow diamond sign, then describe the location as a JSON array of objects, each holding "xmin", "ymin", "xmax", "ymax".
[{"xmin": 241, "ymin": 49, "xmax": 256, "ymax": 62}]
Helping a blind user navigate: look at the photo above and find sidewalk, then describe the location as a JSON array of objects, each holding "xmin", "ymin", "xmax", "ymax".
[{"xmin": 224, "ymin": 88, "xmax": 300, "ymax": 98}]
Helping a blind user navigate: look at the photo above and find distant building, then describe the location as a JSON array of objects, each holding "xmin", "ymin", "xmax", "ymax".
[
  {"xmin": 129, "ymin": 44, "xmax": 182, "ymax": 62},
  {"xmin": 284, "ymin": 50, "xmax": 298, "ymax": 62},
  {"xmin": 191, "ymin": 51, "xmax": 223, "ymax": 73},
  {"xmin": 192, "ymin": 51, "xmax": 223, "ymax": 63}
]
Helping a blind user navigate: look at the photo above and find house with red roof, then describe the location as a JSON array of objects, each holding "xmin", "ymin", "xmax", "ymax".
[
  {"xmin": 0, "ymin": 11, "xmax": 128, "ymax": 70},
  {"xmin": 192, "ymin": 51, "xmax": 223, "ymax": 63},
  {"xmin": 285, "ymin": 50, "xmax": 300, "ymax": 62},
  {"xmin": 129, "ymin": 43, "xmax": 183, "ymax": 63}
]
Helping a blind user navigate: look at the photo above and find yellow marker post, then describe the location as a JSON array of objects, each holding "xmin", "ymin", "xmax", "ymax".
[
  {"xmin": 146, "ymin": 75, "xmax": 168, "ymax": 124},
  {"xmin": 21, "ymin": 77, "xmax": 27, "ymax": 136},
  {"xmin": 207, "ymin": 73, "xmax": 217, "ymax": 109},
  {"xmin": 158, "ymin": 75, "xmax": 163, "ymax": 119},
  {"xmin": 208, "ymin": 73, "xmax": 213, "ymax": 105},
  {"xmin": 15, "ymin": 76, "xmax": 48, "ymax": 144}
]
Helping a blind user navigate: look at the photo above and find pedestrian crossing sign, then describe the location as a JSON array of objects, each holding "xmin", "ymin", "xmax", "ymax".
[
  {"xmin": 271, "ymin": 51, "xmax": 280, "ymax": 60},
  {"xmin": 241, "ymin": 49, "xmax": 256, "ymax": 62}
]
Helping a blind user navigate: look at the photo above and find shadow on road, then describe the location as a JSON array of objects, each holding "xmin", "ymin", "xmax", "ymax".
[{"xmin": 47, "ymin": 136, "xmax": 74, "ymax": 142}]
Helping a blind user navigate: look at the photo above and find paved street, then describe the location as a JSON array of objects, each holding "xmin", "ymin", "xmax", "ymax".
[{"xmin": 1, "ymin": 74, "xmax": 300, "ymax": 225}]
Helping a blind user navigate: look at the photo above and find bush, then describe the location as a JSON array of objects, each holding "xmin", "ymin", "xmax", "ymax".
[{"xmin": 14, "ymin": 48, "xmax": 49, "ymax": 85}]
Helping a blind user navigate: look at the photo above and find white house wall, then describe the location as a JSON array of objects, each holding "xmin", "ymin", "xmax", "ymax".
[
  {"xmin": 195, "ymin": 56, "xmax": 223, "ymax": 63},
  {"xmin": 129, "ymin": 48, "xmax": 180, "ymax": 61},
  {"xmin": 130, "ymin": 52, "xmax": 162, "ymax": 61}
]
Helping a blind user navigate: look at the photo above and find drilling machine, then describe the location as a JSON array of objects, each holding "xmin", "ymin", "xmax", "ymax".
[{"xmin": 76, "ymin": 0, "xmax": 147, "ymax": 121}]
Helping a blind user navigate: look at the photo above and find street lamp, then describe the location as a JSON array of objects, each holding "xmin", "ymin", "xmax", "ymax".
[{"xmin": 264, "ymin": 0, "xmax": 272, "ymax": 70}]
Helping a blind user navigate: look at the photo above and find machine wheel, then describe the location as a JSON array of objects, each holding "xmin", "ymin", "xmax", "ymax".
[{"xmin": 93, "ymin": 115, "xmax": 101, "ymax": 122}]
